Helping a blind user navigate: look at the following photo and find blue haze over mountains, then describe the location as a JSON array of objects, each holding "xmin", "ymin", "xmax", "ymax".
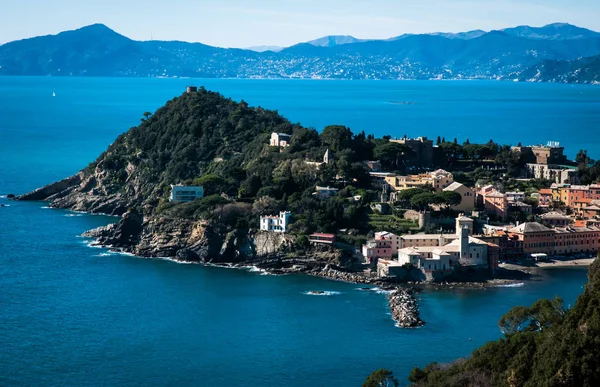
[{"xmin": 1, "ymin": 22, "xmax": 599, "ymax": 83}]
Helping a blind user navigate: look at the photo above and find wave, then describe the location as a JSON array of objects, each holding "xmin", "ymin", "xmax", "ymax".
[
  {"xmin": 303, "ymin": 290, "xmax": 342, "ymax": 296},
  {"xmin": 95, "ymin": 252, "xmax": 115, "ymax": 257},
  {"xmin": 0, "ymin": 195, "xmax": 6, "ymax": 199},
  {"xmin": 355, "ymin": 287, "xmax": 394, "ymax": 295},
  {"xmin": 65, "ymin": 213, "xmax": 83, "ymax": 217},
  {"xmin": 496, "ymin": 282, "xmax": 525, "ymax": 288},
  {"xmin": 41, "ymin": 206, "xmax": 52, "ymax": 209}
]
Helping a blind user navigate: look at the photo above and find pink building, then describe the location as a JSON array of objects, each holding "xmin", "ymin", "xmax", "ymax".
[{"xmin": 538, "ymin": 189, "xmax": 552, "ymax": 207}]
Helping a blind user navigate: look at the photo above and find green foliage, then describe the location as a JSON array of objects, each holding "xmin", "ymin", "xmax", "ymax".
[
  {"xmin": 374, "ymin": 142, "xmax": 413, "ymax": 171},
  {"xmin": 363, "ymin": 369, "xmax": 399, "ymax": 387},
  {"xmin": 408, "ymin": 259, "xmax": 600, "ymax": 386}
]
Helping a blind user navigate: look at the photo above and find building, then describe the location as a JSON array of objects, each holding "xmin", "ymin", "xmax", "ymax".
[
  {"xmin": 364, "ymin": 160, "xmax": 382, "ymax": 171},
  {"xmin": 377, "ymin": 259, "xmax": 406, "ymax": 277},
  {"xmin": 305, "ymin": 149, "xmax": 333, "ymax": 169},
  {"xmin": 389, "ymin": 136, "xmax": 434, "ymax": 166},
  {"xmin": 505, "ymin": 192, "xmax": 526, "ymax": 202},
  {"xmin": 479, "ymin": 189, "xmax": 508, "ymax": 220},
  {"xmin": 260, "ymin": 211, "xmax": 291, "ymax": 233},
  {"xmin": 526, "ymin": 164, "xmax": 578, "ymax": 184},
  {"xmin": 514, "ymin": 142, "xmax": 566, "ymax": 165},
  {"xmin": 396, "ymin": 224, "xmax": 490, "ymax": 277},
  {"xmin": 540, "ymin": 212, "xmax": 570, "ymax": 227},
  {"xmin": 553, "ymin": 226, "xmax": 600, "ymax": 256},
  {"xmin": 308, "ymin": 233, "xmax": 336, "ymax": 245},
  {"xmin": 270, "ymin": 132, "xmax": 292, "ymax": 148},
  {"xmin": 186, "ymin": 86, "xmax": 198, "ymax": 93},
  {"xmin": 313, "ymin": 186, "xmax": 339, "ymax": 199},
  {"xmin": 362, "ymin": 231, "xmax": 401, "ymax": 263},
  {"xmin": 443, "ymin": 182, "xmax": 475, "ymax": 211},
  {"xmin": 169, "ymin": 185, "xmax": 204, "ymax": 203},
  {"xmin": 538, "ymin": 189, "xmax": 552, "ymax": 207},
  {"xmin": 507, "ymin": 222, "xmax": 555, "ymax": 255},
  {"xmin": 509, "ymin": 201, "xmax": 533, "ymax": 215},
  {"xmin": 385, "ymin": 169, "xmax": 454, "ymax": 193}
]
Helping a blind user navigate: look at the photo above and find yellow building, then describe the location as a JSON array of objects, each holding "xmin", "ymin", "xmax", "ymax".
[{"xmin": 385, "ymin": 169, "xmax": 453, "ymax": 192}]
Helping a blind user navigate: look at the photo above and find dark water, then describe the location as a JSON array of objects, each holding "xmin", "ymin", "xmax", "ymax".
[{"xmin": 0, "ymin": 77, "xmax": 593, "ymax": 386}]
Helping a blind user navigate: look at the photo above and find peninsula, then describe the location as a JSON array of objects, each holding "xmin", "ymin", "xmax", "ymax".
[{"xmin": 15, "ymin": 87, "xmax": 600, "ymax": 289}]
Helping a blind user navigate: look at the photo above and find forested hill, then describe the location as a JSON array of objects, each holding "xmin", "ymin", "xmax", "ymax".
[
  {"xmin": 408, "ymin": 259, "xmax": 600, "ymax": 386},
  {"xmin": 2, "ymin": 23, "xmax": 600, "ymax": 82}
]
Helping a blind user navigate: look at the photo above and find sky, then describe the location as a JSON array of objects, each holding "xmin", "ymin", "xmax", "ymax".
[{"xmin": 1, "ymin": 0, "xmax": 600, "ymax": 47}]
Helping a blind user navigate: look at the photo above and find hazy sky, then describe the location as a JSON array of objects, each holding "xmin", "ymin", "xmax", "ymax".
[{"xmin": 1, "ymin": 0, "xmax": 600, "ymax": 47}]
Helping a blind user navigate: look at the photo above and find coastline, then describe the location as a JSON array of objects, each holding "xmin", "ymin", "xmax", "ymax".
[{"xmin": 500, "ymin": 258, "xmax": 596, "ymax": 273}]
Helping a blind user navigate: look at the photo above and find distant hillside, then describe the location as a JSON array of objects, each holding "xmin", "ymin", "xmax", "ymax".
[
  {"xmin": 516, "ymin": 54, "xmax": 600, "ymax": 84},
  {"xmin": 501, "ymin": 22, "xmax": 600, "ymax": 40},
  {"xmin": 304, "ymin": 35, "xmax": 365, "ymax": 47},
  {"xmin": 2, "ymin": 23, "xmax": 600, "ymax": 81}
]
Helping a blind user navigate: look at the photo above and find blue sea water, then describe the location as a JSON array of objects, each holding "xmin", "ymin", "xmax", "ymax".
[{"xmin": 0, "ymin": 77, "xmax": 596, "ymax": 386}]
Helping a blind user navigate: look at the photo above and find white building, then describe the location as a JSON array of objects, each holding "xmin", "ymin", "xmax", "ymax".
[
  {"xmin": 169, "ymin": 185, "xmax": 204, "ymax": 203},
  {"xmin": 270, "ymin": 132, "xmax": 292, "ymax": 148},
  {"xmin": 260, "ymin": 211, "xmax": 292, "ymax": 233}
]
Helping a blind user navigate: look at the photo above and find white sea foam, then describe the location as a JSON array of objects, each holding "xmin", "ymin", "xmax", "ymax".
[
  {"xmin": 0, "ymin": 195, "xmax": 7, "ymax": 199},
  {"xmin": 95, "ymin": 252, "xmax": 115, "ymax": 257},
  {"xmin": 496, "ymin": 282, "xmax": 525, "ymax": 288},
  {"xmin": 303, "ymin": 290, "xmax": 342, "ymax": 296},
  {"xmin": 41, "ymin": 206, "xmax": 52, "ymax": 209},
  {"xmin": 355, "ymin": 287, "xmax": 394, "ymax": 295},
  {"xmin": 65, "ymin": 213, "xmax": 83, "ymax": 217}
]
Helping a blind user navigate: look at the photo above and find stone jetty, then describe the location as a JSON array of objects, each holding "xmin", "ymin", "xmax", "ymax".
[{"xmin": 388, "ymin": 288, "xmax": 425, "ymax": 328}]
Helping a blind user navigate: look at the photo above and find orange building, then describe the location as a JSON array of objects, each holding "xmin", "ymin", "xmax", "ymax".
[
  {"xmin": 507, "ymin": 223, "xmax": 555, "ymax": 255},
  {"xmin": 507, "ymin": 222, "xmax": 600, "ymax": 256}
]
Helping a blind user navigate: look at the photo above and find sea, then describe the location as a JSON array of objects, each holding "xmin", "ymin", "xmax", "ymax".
[{"xmin": 0, "ymin": 77, "xmax": 598, "ymax": 386}]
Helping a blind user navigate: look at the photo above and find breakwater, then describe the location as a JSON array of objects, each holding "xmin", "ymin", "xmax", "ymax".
[{"xmin": 388, "ymin": 288, "xmax": 425, "ymax": 328}]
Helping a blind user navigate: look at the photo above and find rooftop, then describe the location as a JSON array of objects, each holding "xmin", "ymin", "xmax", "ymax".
[
  {"xmin": 508, "ymin": 222, "xmax": 552, "ymax": 234},
  {"xmin": 443, "ymin": 182, "xmax": 466, "ymax": 192}
]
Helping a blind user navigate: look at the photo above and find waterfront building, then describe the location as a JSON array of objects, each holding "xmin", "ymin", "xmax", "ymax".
[
  {"xmin": 507, "ymin": 222, "xmax": 555, "ymax": 255},
  {"xmin": 169, "ymin": 185, "xmax": 204, "ymax": 203},
  {"xmin": 260, "ymin": 211, "xmax": 292, "ymax": 233},
  {"xmin": 362, "ymin": 231, "xmax": 401, "ymax": 263},
  {"xmin": 269, "ymin": 132, "xmax": 292, "ymax": 148},
  {"xmin": 443, "ymin": 182, "xmax": 475, "ymax": 211}
]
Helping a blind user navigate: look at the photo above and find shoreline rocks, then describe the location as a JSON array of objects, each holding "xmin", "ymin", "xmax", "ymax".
[{"xmin": 388, "ymin": 288, "xmax": 425, "ymax": 328}]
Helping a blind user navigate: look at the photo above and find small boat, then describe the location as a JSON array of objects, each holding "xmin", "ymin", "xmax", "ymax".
[{"xmin": 52, "ymin": 91, "xmax": 56, "ymax": 97}]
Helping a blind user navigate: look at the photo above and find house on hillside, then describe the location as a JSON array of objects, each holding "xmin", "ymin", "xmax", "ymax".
[
  {"xmin": 170, "ymin": 185, "xmax": 204, "ymax": 203},
  {"xmin": 260, "ymin": 211, "xmax": 292, "ymax": 233},
  {"xmin": 270, "ymin": 132, "xmax": 291, "ymax": 148},
  {"xmin": 443, "ymin": 182, "xmax": 475, "ymax": 211}
]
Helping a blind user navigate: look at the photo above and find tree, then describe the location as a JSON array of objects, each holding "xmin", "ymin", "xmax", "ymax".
[
  {"xmin": 410, "ymin": 193, "xmax": 439, "ymax": 211},
  {"xmin": 320, "ymin": 125, "xmax": 353, "ymax": 151},
  {"xmin": 191, "ymin": 174, "xmax": 231, "ymax": 196},
  {"xmin": 438, "ymin": 190, "xmax": 462, "ymax": 207},
  {"xmin": 363, "ymin": 369, "xmax": 399, "ymax": 387},
  {"xmin": 142, "ymin": 111, "xmax": 152, "ymax": 121},
  {"xmin": 436, "ymin": 136, "xmax": 441, "ymax": 145},
  {"xmin": 374, "ymin": 142, "xmax": 413, "ymax": 170}
]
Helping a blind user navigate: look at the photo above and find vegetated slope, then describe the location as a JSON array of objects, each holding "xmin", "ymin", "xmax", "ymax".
[
  {"xmin": 517, "ymin": 54, "xmax": 600, "ymax": 84},
  {"xmin": 409, "ymin": 259, "xmax": 600, "ymax": 386}
]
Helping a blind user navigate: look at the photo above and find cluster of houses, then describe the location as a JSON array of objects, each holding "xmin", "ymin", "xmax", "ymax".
[{"xmin": 167, "ymin": 129, "xmax": 600, "ymax": 279}]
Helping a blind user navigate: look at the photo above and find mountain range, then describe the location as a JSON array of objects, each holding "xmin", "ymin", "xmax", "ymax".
[{"xmin": 1, "ymin": 22, "xmax": 600, "ymax": 83}]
